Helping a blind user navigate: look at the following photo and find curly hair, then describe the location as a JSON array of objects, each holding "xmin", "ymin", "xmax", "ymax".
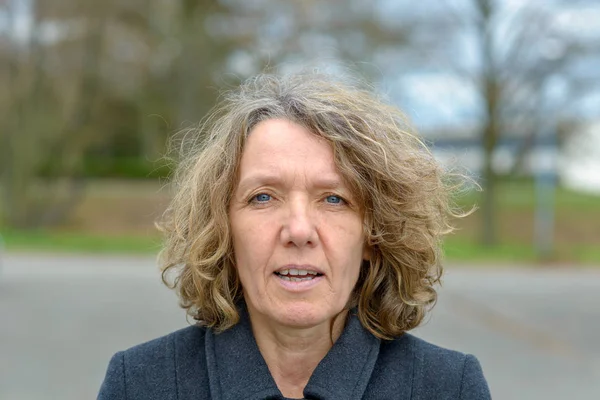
[{"xmin": 158, "ymin": 71, "xmax": 466, "ymax": 340}]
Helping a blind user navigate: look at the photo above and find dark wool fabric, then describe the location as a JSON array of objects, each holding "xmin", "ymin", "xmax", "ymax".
[{"xmin": 98, "ymin": 308, "xmax": 491, "ymax": 400}]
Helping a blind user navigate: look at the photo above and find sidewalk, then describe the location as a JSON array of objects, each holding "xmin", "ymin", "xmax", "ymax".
[{"xmin": 1, "ymin": 254, "xmax": 599, "ymax": 399}]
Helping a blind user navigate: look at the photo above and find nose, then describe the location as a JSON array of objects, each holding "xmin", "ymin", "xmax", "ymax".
[{"xmin": 281, "ymin": 196, "xmax": 318, "ymax": 248}]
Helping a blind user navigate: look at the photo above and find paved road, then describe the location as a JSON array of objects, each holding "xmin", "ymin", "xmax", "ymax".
[{"xmin": 1, "ymin": 254, "xmax": 599, "ymax": 399}]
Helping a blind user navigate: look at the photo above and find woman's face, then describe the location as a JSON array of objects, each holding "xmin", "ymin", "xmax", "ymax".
[{"xmin": 229, "ymin": 119, "xmax": 370, "ymax": 329}]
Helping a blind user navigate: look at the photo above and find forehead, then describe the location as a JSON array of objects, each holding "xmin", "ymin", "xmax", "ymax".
[
  {"xmin": 236, "ymin": 119, "xmax": 342, "ymax": 187},
  {"xmin": 243, "ymin": 118, "xmax": 330, "ymax": 158}
]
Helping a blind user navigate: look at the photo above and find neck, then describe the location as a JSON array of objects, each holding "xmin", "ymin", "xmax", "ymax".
[{"xmin": 247, "ymin": 308, "xmax": 348, "ymax": 399}]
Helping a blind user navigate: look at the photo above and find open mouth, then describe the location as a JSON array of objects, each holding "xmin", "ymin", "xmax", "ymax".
[{"xmin": 274, "ymin": 268, "xmax": 324, "ymax": 282}]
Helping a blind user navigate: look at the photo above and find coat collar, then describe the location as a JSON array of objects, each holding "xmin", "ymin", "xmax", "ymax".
[{"xmin": 204, "ymin": 305, "xmax": 381, "ymax": 400}]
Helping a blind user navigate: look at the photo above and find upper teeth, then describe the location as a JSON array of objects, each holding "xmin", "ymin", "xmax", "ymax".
[{"xmin": 278, "ymin": 269, "xmax": 318, "ymax": 276}]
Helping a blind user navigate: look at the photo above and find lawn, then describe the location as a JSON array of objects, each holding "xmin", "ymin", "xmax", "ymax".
[
  {"xmin": 446, "ymin": 177, "xmax": 600, "ymax": 264},
  {"xmin": 2, "ymin": 178, "xmax": 599, "ymax": 265},
  {"xmin": 1, "ymin": 229, "xmax": 161, "ymax": 254}
]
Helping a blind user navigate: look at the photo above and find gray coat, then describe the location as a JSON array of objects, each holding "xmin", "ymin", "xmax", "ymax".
[{"xmin": 98, "ymin": 308, "xmax": 491, "ymax": 400}]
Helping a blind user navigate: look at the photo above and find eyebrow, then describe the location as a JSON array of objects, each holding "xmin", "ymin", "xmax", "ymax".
[
  {"xmin": 236, "ymin": 172, "xmax": 345, "ymax": 194},
  {"xmin": 236, "ymin": 173, "xmax": 282, "ymax": 193}
]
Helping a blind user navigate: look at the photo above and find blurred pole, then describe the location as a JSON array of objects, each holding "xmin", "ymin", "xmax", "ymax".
[
  {"xmin": 534, "ymin": 128, "xmax": 556, "ymax": 260},
  {"xmin": 534, "ymin": 76, "xmax": 561, "ymax": 260},
  {"xmin": 0, "ymin": 233, "xmax": 4, "ymax": 277}
]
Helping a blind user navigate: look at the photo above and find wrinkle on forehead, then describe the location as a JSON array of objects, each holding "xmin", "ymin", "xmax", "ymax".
[
  {"xmin": 236, "ymin": 119, "xmax": 343, "ymax": 192},
  {"xmin": 237, "ymin": 171, "xmax": 345, "ymax": 195}
]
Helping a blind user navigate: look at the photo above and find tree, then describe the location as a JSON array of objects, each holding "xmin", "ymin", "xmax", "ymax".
[
  {"xmin": 0, "ymin": 0, "xmax": 238, "ymax": 228},
  {"xmin": 395, "ymin": 0, "xmax": 600, "ymax": 245},
  {"xmin": 206, "ymin": 0, "xmax": 416, "ymax": 80}
]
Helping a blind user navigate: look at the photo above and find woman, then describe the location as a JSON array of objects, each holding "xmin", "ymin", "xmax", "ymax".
[{"xmin": 98, "ymin": 72, "xmax": 491, "ymax": 399}]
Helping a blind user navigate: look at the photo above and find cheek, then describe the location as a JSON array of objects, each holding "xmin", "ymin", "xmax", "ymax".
[
  {"xmin": 348, "ymin": 227, "xmax": 367, "ymax": 275},
  {"xmin": 345, "ymin": 250, "xmax": 364, "ymax": 284},
  {"xmin": 327, "ymin": 219, "xmax": 366, "ymax": 279},
  {"xmin": 232, "ymin": 217, "xmax": 275, "ymax": 274}
]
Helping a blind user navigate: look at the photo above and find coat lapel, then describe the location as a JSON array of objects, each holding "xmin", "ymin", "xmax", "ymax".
[
  {"xmin": 303, "ymin": 311, "xmax": 380, "ymax": 400},
  {"xmin": 205, "ymin": 306, "xmax": 282, "ymax": 400},
  {"xmin": 205, "ymin": 306, "xmax": 381, "ymax": 400}
]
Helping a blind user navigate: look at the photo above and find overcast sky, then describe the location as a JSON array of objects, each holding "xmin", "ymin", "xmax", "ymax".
[{"xmin": 1, "ymin": 0, "xmax": 598, "ymax": 133}]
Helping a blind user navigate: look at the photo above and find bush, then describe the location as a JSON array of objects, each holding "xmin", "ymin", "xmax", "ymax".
[{"xmin": 81, "ymin": 157, "xmax": 172, "ymax": 179}]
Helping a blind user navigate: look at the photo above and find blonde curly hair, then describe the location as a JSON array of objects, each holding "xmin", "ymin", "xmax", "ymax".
[{"xmin": 158, "ymin": 71, "xmax": 465, "ymax": 340}]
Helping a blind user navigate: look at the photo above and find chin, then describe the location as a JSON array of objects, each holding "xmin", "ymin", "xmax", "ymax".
[{"xmin": 270, "ymin": 301, "xmax": 339, "ymax": 329}]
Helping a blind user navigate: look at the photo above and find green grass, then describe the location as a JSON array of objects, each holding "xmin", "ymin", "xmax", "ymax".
[
  {"xmin": 455, "ymin": 177, "xmax": 600, "ymax": 210},
  {"xmin": 443, "ymin": 236, "xmax": 600, "ymax": 265},
  {"xmin": 3, "ymin": 229, "xmax": 599, "ymax": 265},
  {"xmin": 443, "ymin": 178, "xmax": 600, "ymax": 265},
  {"xmin": 443, "ymin": 236, "xmax": 538, "ymax": 263},
  {"xmin": 567, "ymin": 245, "xmax": 600, "ymax": 265},
  {"xmin": 1, "ymin": 230, "xmax": 162, "ymax": 254},
  {"xmin": 2, "ymin": 178, "xmax": 599, "ymax": 265}
]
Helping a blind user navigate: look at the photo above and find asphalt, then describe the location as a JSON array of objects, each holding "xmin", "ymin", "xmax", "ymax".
[{"xmin": 1, "ymin": 253, "xmax": 599, "ymax": 399}]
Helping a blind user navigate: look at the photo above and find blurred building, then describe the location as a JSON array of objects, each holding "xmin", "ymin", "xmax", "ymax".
[{"xmin": 560, "ymin": 121, "xmax": 600, "ymax": 194}]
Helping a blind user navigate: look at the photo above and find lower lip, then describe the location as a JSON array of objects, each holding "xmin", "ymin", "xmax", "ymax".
[{"xmin": 275, "ymin": 274, "xmax": 324, "ymax": 291}]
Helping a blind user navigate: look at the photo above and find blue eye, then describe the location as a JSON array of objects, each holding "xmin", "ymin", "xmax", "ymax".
[
  {"xmin": 253, "ymin": 193, "xmax": 271, "ymax": 203},
  {"xmin": 325, "ymin": 195, "xmax": 343, "ymax": 204}
]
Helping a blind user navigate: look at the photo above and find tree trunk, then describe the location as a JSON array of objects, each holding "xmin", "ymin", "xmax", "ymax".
[
  {"xmin": 481, "ymin": 103, "xmax": 498, "ymax": 246},
  {"xmin": 477, "ymin": 0, "xmax": 499, "ymax": 246}
]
